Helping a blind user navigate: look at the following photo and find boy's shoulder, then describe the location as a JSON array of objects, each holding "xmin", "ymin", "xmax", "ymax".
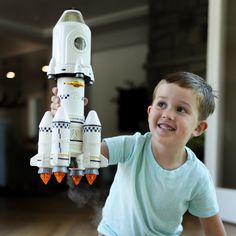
[{"xmin": 185, "ymin": 146, "xmax": 212, "ymax": 182}]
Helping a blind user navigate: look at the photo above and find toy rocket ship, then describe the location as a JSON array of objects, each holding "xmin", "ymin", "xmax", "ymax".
[{"xmin": 30, "ymin": 9, "xmax": 108, "ymax": 186}]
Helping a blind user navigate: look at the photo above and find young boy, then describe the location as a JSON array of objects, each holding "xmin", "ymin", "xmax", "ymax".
[{"xmin": 51, "ymin": 72, "xmax": 226, "ymax": 236}]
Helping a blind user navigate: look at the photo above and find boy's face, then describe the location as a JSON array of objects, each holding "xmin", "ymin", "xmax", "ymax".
[{"xmin": 147, "ymin": 82, "xmax": 207, "ymax": 147}]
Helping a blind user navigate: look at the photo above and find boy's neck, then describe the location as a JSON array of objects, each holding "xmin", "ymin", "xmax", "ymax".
[{"xmin": 151, "ymin": 140, "xmax": 187, "ymax": 170}]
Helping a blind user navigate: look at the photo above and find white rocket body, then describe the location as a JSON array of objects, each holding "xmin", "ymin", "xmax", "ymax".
[
  {"xmin": 82, "ymin": 111, "xmax": 108, "ymax": 170},
  {"xmin": 30, "ymin": 111, "xmax": 53, "ymax": 172},
  {"xmin": 30, "ymin": 9, "xmax": 108, "ymax": 185},
  {"xmin": 50, "ymin": 107, "xmax": 70, "ymax": 172}
]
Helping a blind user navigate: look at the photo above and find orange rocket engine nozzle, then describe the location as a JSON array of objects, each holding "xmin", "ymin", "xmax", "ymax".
[
  {"xmin": 72, "ymin": 175, "xmax": 83, "ymax": 186},
  {"xmin": 40, "ymin": 173, "xmax": 52, "ymax": 185},
  {"xmin": 86, "ymin": 174, "xmax": 97, "ymax": 185},
  {"xmin": 54, "ymin": 172, "xmax": 66, "ymax": 183}
]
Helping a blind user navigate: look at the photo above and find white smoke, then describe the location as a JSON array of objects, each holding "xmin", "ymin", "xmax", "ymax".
[{"xmin": 66, "ymin": 176, "xmax": 107, "ymax": 226}]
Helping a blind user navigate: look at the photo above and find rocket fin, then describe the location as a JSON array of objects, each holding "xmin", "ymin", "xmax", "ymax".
[
  {"xmin": 30, "ymin": 154, "xmax": 39, "ymax": 166},
  {"xmin": 82, "ymin": 153, "xmax": 91, "ymax": 168},
  {"xmin": 99, "ymin": 154, "xmax": 108, "ymax": 168},
  {"xmin": 47, "ymin": 58, "xmax": 56, "ymax": 76}
]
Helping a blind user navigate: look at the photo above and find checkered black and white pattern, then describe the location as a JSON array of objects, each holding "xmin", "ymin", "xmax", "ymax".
[
  {"xmin": 59, "ymin": 94, "xmax": 70, "ymax": 100},
  {"xmin": 39, "ymin": 127, "xmax": 52, "ymax": 132},
  {"xmin": 84, "ymin": 125, "xmax": 101, "ymax": 133},
  {"xmin": 52, "ymin": 122, "xmax": 70, "ymax": 129}
]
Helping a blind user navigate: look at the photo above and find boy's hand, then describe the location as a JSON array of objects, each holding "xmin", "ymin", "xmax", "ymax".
[
  {"xmin": 50, "ymin": 87, "xmax": 60, "ymax": 116},
  {"xmin": 50, "ymin": 87, "xmax": 88, "ymax": 116}
]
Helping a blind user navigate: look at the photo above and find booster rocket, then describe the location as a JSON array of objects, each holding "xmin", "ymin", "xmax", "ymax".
[{"xmin": 30, "ymin": 9, "xmax": 108, "ymax": 186}]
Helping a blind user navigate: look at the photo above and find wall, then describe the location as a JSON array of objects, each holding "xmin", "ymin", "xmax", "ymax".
[
  {"xmin": 147, "ymin": 0, "xmax": 208, "ymax": 93},
  {"xmin": 90, "ymin": 43, "xmax": 148, "ymax": 137},
  {"xmin": 86, "ymin": 8, "xmax": 149, "ymax": 138}
]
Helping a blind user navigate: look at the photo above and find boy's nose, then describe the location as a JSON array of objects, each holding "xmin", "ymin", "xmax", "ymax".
[{"xmin": 162, "ymin": 110, "xmax": 175, "ymax": 120}]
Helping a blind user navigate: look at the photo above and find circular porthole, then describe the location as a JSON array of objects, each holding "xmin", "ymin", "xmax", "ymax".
[{"xmin": 74, "ymin": 37, "xmax": 86, "ymax": 50}]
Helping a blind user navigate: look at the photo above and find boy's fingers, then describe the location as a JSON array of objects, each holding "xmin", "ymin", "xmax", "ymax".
[
  {"xmin": 50, "ymin": 103, "xmax": 54, "ymax": 111},
  {"xmin": 51, "ymin": 95, "xmax": 56, "ymax": 102},
  {"xmin": 51, "ymin": 95, "xmax": 60, "ymax": 103},
  {"xmin": 50, "ymin": 104, "xmax": 60, "ymax": 115},
  {"xmin": 83, "ymin": 97, "xmax": 88, "ymax": 106},
  {"xmin": 52, "ymin": 87, "xmax": 58, "ymax": 95}
]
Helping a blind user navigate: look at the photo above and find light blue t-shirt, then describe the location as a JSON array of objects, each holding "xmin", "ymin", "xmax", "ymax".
[{"xmin": 97, "ymin": 132, "xmax": 219, "ymax": 236}]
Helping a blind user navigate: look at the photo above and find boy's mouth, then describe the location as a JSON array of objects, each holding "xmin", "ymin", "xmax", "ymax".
[{"xmin": 158, "ymin": 123, "xmax": 176, "ymax": 131}]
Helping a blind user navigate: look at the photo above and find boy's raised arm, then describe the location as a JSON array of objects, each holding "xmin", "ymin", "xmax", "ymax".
[{"xmin": 101, "ymin": 142, "xmax": 109, "ymax": 160}]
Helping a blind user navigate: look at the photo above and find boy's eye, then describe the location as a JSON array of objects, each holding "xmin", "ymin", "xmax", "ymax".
[
  {"xmin": 157, "ymin": 102, "xmax": 167, "ymax": 109},
  {"xmin": 177, "ymin": 106, "xmax": 186, "ymax": 113}
]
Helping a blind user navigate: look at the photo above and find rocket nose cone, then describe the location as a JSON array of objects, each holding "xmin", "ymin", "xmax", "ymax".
[
  {"xmin": 85, "ymin": 110, "xmax": 101, "ymax": 126},
  {"xmin": 53, "ymin": 107, "xmax": 70, "ymax": 122},
  {"xmin": 58, "ymin": 9, "xmax": 85, "ymax": 24},
  {"xmin": 39, "ymin": 111, "xmax": 53, "ymax": 127}
]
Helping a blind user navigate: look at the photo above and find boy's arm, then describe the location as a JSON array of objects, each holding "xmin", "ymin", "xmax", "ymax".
[
  {"xmin": 200, "ymin": 214, "xmax": 226, "ymax": 236},
  {"xmin": 101, "ymin": 142, "xmax": 109, "ymax": 160}
]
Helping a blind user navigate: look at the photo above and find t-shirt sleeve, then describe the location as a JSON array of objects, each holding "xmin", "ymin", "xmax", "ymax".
[
  {"xmin": 188, "ymin": 170, "xmax": 219, "ymax": 218},
  {"xmin": 103, "ymin": 132, "xmax": 141, "ymax": 165}
]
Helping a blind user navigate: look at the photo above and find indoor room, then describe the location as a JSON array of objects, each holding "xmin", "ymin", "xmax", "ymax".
[{"xmin": 0, "ymin": 0, "xmax": 235, "ymax": 235}]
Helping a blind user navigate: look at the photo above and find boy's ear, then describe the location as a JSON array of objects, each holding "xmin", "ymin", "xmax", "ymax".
[
  {"xmin": 147, "ymin": 105, "xmax": 152, "ymax": 115},
  {"xmin": 192, "ymin": 120, "xmax": 208, "ymax": 137}
]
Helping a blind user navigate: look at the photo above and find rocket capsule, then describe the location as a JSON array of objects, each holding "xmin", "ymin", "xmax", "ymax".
[{"xmin": 47, "ymin": 9, "xmax": 94, "ymax": 84}]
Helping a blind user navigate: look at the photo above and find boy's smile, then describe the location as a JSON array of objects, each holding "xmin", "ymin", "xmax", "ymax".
[{"xmin": 157, "ymin": 122, "xmax": 176, "ymax": 132}]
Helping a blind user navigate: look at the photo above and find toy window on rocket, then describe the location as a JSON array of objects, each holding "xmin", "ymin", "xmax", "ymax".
[{"xmin": 74, "ymin": 37, "xmax": 86, "ymax": 50}]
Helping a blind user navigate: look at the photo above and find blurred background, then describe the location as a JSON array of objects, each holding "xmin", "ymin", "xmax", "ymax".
[{"xmin": 0, "ymin": 0, "xmax": 235, "ymax": 235}]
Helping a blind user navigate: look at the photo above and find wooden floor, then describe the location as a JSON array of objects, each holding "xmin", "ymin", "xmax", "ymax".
[{"xmin": 0, "ymin": 189, "xmax": 235, "ymax": 236}]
